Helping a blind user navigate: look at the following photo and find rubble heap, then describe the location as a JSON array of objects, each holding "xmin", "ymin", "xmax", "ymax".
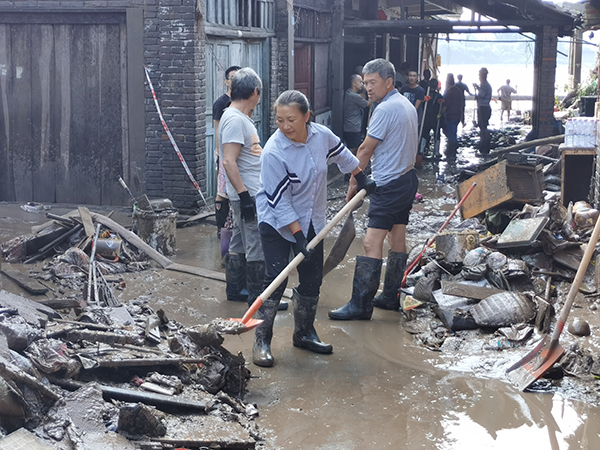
[{"xmin": 0, "ymin": 209, "xmax": 261, "ymax": 449}]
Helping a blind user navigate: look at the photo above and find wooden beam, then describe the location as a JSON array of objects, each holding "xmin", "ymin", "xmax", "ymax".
[{"xmin": 343, "ymin": 19, "xmax": 566, "ymax": 34}]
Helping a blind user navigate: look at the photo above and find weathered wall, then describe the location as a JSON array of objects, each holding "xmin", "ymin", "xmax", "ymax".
[
  {"xmin": 0, "ymin": 0, "xmax": 206, "ymax": 212},
  {"xmin": 144, "ymin": 0, "xmax": 206, "ymax": 212}
]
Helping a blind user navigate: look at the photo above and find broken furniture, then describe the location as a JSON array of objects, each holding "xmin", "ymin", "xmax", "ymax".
[
  {"xmin": 456, "ymin": 160, "xmax": 545, "ymax": 219},
  {"xmin": 560, "ymin": 144, "xmax": 596, "ymax": 207}
]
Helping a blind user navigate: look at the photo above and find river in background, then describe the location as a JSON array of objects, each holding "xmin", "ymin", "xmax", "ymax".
[{"xmin": 433, "ymin": 63, "xmax": 581, "ymax": 98}]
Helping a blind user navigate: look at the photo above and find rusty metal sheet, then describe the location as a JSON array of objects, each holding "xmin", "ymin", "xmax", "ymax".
[{"xmin": 496, "ymin": 217, "xmax": 549, "ymax": 248}]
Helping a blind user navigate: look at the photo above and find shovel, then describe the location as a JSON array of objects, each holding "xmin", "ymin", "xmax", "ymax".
[
  {"xmin": 228, "ymin": 189, "xmax": 368, "ymax": 333},
  {"xmin": 322, "ymin": 199, "xmax": 363, "ymax": 276},
  {"xmin": 505, "ymin": 213, "xmax": 600, "ymax": 391}
]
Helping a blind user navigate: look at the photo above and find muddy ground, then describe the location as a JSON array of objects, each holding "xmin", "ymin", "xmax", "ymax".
[{"xmin": 2, "ymin": 110, "xmax": 600, "ymax": 449}]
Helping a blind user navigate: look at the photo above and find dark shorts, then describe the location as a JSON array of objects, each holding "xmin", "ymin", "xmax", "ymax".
[
  {"xmin": 343, "ymin": 131, "xmax": 363, "ymax": 149},
  {"xmin": 368, "ymin": 169, "xmax": 419, "ymax": 230}
]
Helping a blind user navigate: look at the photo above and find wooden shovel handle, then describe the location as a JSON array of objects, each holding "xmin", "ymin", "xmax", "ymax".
[{"xmin": 241, "ymin": 189, "xmax": 368, "ymax": 324}]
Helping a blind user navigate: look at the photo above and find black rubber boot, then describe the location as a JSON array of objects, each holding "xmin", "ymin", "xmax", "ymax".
[
  {"xmin": 225, "ymin": 253, "xmax": 248, "ymax": 302},
  {"xmin": 246, "ymin": 261, "xmax": 288, "ymax": 311},
  {"xmin": 292, "ymin": 288, "xmax": 332, "ymax": 354},
  {"xmin": 252, "ymin": 297, "xmax": 280, "ymax": 367},
  {"xmin": 246, "ymin": 260, "xmax": 265, "ymax": 306},
  {"xmin": 372, "ymin": 251, "xmax": 408, "ymax": 311},
  {"xmin": 328, "ymin": 256, "xmax": 382, "ymax": 320}
]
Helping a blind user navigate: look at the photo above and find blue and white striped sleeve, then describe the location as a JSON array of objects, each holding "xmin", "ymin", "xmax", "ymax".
[
  {"xmin": 326, "ymin": 132, "xmax": 359, "ymax": 174},
  {"xmin": 261, "ymin": 150, "xmax": 300, "ymax": 230}
]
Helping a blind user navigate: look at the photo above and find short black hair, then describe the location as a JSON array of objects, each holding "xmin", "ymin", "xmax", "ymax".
[{"xmin": 225, "ymin": 65, "xmax": 242, "ymax": 80}]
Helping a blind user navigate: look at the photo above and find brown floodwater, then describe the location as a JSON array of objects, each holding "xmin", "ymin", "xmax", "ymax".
[{"xmin": 1, "ymin": 130, "xmax": 600, "ymax": 448}]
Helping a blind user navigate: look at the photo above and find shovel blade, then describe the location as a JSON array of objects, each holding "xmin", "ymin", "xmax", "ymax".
[
  {"xmin": 227, "ymin": 317, "xmax": 264, "ymax": 333},
  {"xmin": 506, "ymin": 336, "xmax": 565, "ymax": 391},
  {"xmin": 323, "ymin": 212, "xmax": 356, "ymax": 276}
]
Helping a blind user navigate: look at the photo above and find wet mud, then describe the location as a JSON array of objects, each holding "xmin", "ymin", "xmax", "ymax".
[{"xmin": 2, "ymin": 112, "xmax": 600, "ymax": 448}]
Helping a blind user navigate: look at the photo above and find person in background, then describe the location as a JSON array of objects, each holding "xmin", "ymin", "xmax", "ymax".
[
  {"xmin": 253, "ymin": 90, "xmax": 372, "ymax": 367},
  {"xmin": 394, "ymin": 61, "xmax": 410, "ymax": 89},
  {"xmin": 213, "ymin": 66, "xmax": 242, "ymax": 271},
  {"xmin": 219, "ymin": 67, "xmax": 287, "ymax": 311},
  {"xmin": 329, "ymin": 58, "xmax": 418, "ymax": 321},
  {"xmin": 498, "ymin": 79, "xmax": 517, "ymax": 121},
  {"xmin": 400, "ymin": 69, "xmax": 426, "ymax": 168},
  {"xmin": 213, "ymin": 66, "xmax": 241, "ymax": 240},
  {"xmin": 420, "ymin": 78, "xmax": 443, "ymax": 158},
  {"xmin": 473, "ymin": 67, "xmax": 492, "ymax": 154},
  {"xmin": 455, "ymin": 74, "xmax": 471, "ymax": 127},
  {"xmin": 442, "ymin": 73, "xmax": 464, "ymax": 158},
  {"xmin": 343, "ymin": 74, "xmax": 372, "ymax": 155}
]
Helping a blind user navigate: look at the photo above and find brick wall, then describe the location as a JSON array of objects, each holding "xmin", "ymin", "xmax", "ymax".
[
  {"xmin": 534, "ymin": 25, "xmax": 559, "ymax": 139},
  {"xmin": 0, "ymin": 0, "xmax": 206, "ymax": 213},
  {"xmin": 145, "ymin": 0, "xmax": 205, "ymax": 212}
]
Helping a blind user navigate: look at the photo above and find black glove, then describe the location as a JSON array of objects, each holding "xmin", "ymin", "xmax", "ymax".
[
  {"xmin": 292, "ymin": 230, "xmax": 311, "ymax": 257},
  {"xmin": 238, "ymin": 190, "xmax": 256, "ymax": 222},
  {"xmin": 354, "ymin": 171, "xmax": 376, "ymax": 195}
]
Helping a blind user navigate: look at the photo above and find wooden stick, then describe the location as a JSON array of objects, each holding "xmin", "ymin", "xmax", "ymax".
[{"xmin": 491, "ymin": 134, "xmax": 564, "ymax": 156}]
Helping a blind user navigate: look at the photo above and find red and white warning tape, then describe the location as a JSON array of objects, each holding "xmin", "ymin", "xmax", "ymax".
[{"xmin": 144, "ymin": 66, "xmax": 211, "ymax": 211}]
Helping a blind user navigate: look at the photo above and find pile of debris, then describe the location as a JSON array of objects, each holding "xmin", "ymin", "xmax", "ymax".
[
  {"xmin": 402, "ymin": 189, "xmax": 600, "ymax": 390},
  {"xmin": 0, "ymin": 208, "xmax": 261, "ymax": 449}
]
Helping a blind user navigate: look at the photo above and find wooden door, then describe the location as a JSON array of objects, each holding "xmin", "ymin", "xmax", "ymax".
[
  {"xmin": 0, "ymin": 17, "xmax": 127, "ymax": 205},
  {"xmin": 294, "ymin": 43, "xmax": 311, "ymax": 100},
  {"xmin": 205, "ymin": 38, "xmax": 268, "ymax": 198}
]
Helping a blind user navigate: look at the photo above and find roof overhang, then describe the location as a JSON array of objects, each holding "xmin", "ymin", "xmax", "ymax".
[{"xmin": 345, "ymin": 0, "xmax": 577, "ymax": 36}]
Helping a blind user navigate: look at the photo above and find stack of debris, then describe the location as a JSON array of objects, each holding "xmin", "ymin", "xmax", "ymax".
[
  {"xmin": 0, "ymin": 290, "xmax": 259, "ymax": 448},
  {"xmin": 403, "ymin": 190, "xmax": 600, "ymax": 381},
  {"xmin": 0, "ymin": 208, "xmax": 261, "ymax": 448}
]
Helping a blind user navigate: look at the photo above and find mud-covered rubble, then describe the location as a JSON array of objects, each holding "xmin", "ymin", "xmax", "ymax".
[
  {"xmin": 0, "ymin": 290, "xmax": 261, "ymax": 449},
  {"xmin": 0, "ymin": 208, "xmax": 263, "ymax": 449},
  {"xmin": 400, "ymin": 192, "xmax": 600, "ymax": 399}
]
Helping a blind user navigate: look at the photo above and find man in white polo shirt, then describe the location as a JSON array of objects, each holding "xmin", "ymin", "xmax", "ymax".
[{"xmin": 329, "ymin": 58, "xmax": 419, "ymax": 320}]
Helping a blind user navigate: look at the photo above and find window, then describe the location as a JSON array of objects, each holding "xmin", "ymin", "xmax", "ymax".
[{"xmin": 205, "ymin": 0, "xmax": 274, "ymax": 30}]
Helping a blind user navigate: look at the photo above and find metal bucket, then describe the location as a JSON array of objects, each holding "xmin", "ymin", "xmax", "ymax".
[{"xmin": 132, "ymin": 208, "xmax": 178, "ymax": 256}]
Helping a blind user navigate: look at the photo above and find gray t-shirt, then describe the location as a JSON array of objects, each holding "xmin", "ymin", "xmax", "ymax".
[
  {"xmin": 218, "ymin": 107, "xmax": 262, "ymax": 200},
  {"xmin": 343, "ymin": 89, "xmax": 369, "ymax": 132},
  {"xmin": 367, "ymin": 89, "xmax": 418, "ymax": 187}
]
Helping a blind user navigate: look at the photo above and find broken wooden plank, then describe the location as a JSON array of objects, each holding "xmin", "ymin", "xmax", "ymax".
[
  {"xmin": 152, "ymin": 437, "xmax": 255, "ymax": 449},
  {"xmin": 78, "ymin": 206, "xmax": 96, "ymax": 237},
  {"xmin": 50, "ymin": 377, "xmax": 211, "ymax": 412},
  {"xmin": 94, "ymin": 357, "xmax": 203, "ymax": 368},
  {"xmin": 0, "ymin": 269, "xmax": 49, "ymax": 294},
  {"xmin": 63, "ymin": 329, "xmax": 141, "ymax": 346},
  {"xmin": 0, "ymin": 290, "xmax": 61, "ymax": 322},
  {"xmin": 177, "ymin": 210, "xmax": 215, "ymax": 227},
  {"xmin": 52, "ymin": 318, "xmax": 113, "ymax": 331},
  {"xmin": 491, "ymin": 134, "xmax": 564, "ymax": 156},
  {"xmin": 0, "ymin": 357, "xmax": 60, "ymax": 401},
  {"xmin": 166, "ymin": 262, "xmax": 225, "ymax": 282},
  {"xmin": 35, "ymin": 298, "xmax": 80, "ymax": 310},
  {"xmin": 31, "ymin": 209, "xmax": 78, "ymax": 234},
  {"xmin": 24, "ymin": 224, "xmax": 83, "ymax": 264},
  {"xmin": 441, "ymin": 281, "xmax": 505, "ymax": 300}
]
